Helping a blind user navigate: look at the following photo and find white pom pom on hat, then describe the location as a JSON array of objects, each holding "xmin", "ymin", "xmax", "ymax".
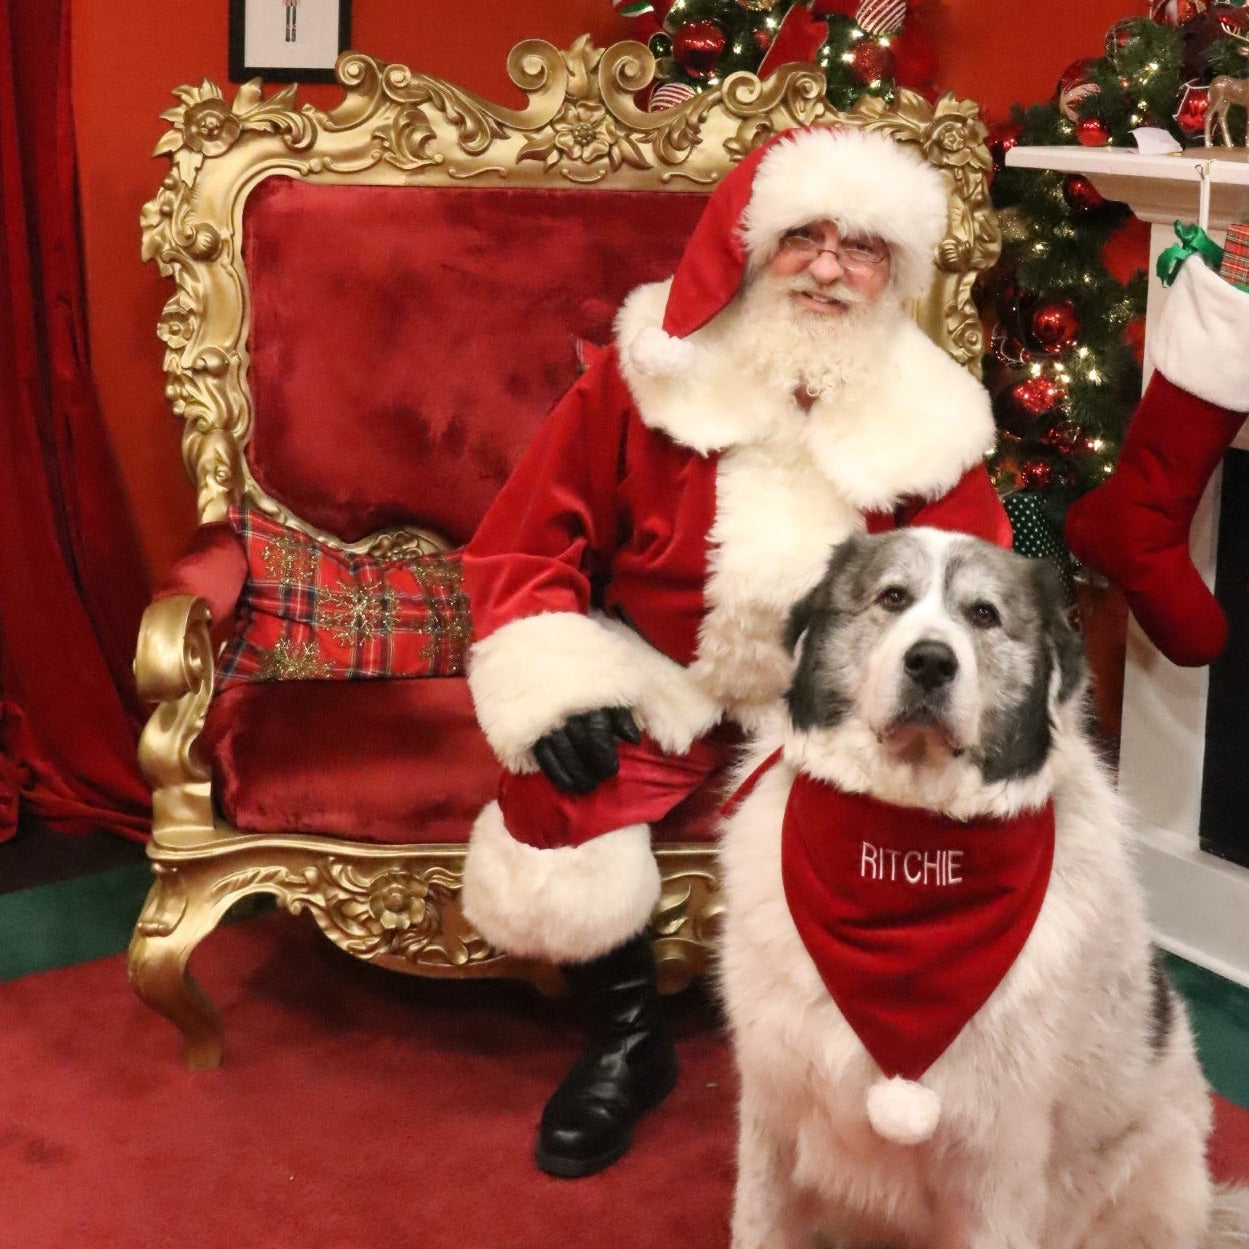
[
  {"xmin": 866, "ymin": 1075, "xmax": 942, "ymax": 1145},
  {"xmin": 626, "ymin": 323, "xmax": 700, "ymax": 377},
  {"xmin": 623, "ymin": 124, "xmax": 950, "ymax": 378}
]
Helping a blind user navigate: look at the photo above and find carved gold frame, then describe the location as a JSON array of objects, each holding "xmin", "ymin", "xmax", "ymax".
[{"xmin": 132, "ymin": 37, "xmax": 1000, "ymax": 1068}]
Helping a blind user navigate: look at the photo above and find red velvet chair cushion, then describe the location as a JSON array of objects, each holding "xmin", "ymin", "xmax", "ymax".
[
  {"xmin": 241, "ymin": 179, "xmax": 708, "ymax": 545},
  {"xmin": 202, "ymin": 676, "xmax": 724, "ymax": 845},
  {"xmin": 202, "ymin": 678, "xmax": 499, "ymax": 844},
  {"xmin": 215, "ymin": 503, "xmax": 471, "ymax": 688}
]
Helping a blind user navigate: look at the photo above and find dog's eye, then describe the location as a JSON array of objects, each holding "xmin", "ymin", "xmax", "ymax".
[
  {"xmin": 875, "ymin": 586, "xmax": 912, "ymax": 612},
  {"xmin": 968, "ymin": 600, "xmax": 1001, "ymax": 629}
]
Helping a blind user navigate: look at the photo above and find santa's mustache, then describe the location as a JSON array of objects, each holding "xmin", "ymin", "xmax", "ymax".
[{"xmin": 784, "ymin": 275, "xmax": 870, "ymax": 305}]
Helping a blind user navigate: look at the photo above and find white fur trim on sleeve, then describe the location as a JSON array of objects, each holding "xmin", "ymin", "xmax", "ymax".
[
  {"xmin": 1150, "ymin": 258, "xmax": 1249, "ymax": 412},
  {"xmin": 461, "ymin": 802, "xmax": 660, "ymax": 962},
  {"xmin": 467, "ymin": 611, "xmax": 721, "ymax": 771}
]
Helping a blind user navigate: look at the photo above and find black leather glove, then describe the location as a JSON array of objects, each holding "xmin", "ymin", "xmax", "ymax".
[{"xmin": 533, "ymin": 706, "xmax": 642, "ymax": 795}]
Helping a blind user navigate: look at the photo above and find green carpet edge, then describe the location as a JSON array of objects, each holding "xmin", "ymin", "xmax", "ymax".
[
  {"xmin": 1164, "ymin": 952, "xmax": 1249, "ymax": 1109},
  {"xmin": 0, "ymin": 861, "xmax": 153, "ymax": 982}
]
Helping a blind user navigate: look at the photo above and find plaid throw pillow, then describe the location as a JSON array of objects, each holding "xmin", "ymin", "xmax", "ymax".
[{"xmin": 216, "ymin": 503, "xmax": 473, "ymax": 688}]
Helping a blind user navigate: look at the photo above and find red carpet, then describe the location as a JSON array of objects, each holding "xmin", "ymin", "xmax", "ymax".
[
  {"xmin": 0, "ymin": 913, "xmax": 735, "ymax": 1249},
  {"xmin": 1, "ymin": 912, "xmax": 1245, "ymax": 1249}
]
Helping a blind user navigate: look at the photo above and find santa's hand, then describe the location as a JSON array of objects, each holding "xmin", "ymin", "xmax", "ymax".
[{"xmin": 533, "ymin": 707, "xmax": 641, "ymax": 794}]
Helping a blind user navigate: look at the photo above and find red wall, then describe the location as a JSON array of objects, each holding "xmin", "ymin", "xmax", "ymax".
[{"xmin": 71, "ymin": 0, "xmax": 1142, "ymax": 582}]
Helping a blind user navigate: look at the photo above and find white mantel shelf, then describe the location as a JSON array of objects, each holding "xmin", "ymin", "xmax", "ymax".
[
  {"xmin": 1007, "ymin": 144, "xmax": 1249, "ymax": 226},
  {"xmin": 1006, "ymin": 144, "xmax": 1249, "ymax": 987}
]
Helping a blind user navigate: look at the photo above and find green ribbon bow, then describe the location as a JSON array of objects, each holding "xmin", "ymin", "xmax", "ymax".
[{"xmin": 1156, "ymin": 221, "xmax": 1225, "ymax": 287}]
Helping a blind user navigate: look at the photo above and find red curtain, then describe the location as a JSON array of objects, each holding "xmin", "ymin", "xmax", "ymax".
[{"xmin": 0, "ymin": 0, "xmax": 152, "ymax": 841}]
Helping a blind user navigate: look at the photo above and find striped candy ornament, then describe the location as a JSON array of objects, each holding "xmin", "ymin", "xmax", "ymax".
[
  {"xmin": 650, "ymin": 81, "xmax": 697, "ymax": 111},
  {"xmin": 855, "ymin": 0, "xmax": 908, "ymax": 35}
]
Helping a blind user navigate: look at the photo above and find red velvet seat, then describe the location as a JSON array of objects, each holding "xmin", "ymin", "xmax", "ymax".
[
  {"xmin": 129, "ymin": 41, "xmax": 1001, "ymax": 1067},
  {"xmin": 203, "ymin": 680, "xmax": 500, "ymax": 843}
]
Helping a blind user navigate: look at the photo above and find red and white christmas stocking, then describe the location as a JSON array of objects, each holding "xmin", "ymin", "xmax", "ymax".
[{"xmin": 1065, "ymin": 242, "xmax": 1249, "ymax": 667}]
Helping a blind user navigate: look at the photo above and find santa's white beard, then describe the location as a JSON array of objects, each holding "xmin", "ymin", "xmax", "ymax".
[{"xmin": 717, "ymin": 268, "xmax": 902, "ymax": 401}]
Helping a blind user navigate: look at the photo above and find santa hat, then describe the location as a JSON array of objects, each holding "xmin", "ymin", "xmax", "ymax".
[{"xmin": 627, "ymin": 125, "xmax": 950, "ymax": 377}]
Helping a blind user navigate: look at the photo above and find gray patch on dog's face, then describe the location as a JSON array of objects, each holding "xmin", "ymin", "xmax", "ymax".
[
  {"xmin": 785, "ymin": 532, "xmax": 935, "ymax": 731},
  {"xmin": 973, "ymin": 554, "xmax": 1085, "ymax": 781},
  {"xmin": 1146, "ymin": 949, "xmax": 1176, "ymax": 1057},
  {"xmin": 785, "ymin": 530, "xmax": 1085, "ymax": 783}
]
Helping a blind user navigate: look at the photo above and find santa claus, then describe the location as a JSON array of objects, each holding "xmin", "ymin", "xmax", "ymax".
[{"xmin": 460, "ymin": 124, "xmax": 1012, "ymax": 1178}]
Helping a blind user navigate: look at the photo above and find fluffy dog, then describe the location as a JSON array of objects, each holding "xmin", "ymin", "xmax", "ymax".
[{"xmin": 718, "ymin": 527, "xmax": 1248, "ymax": 1249}]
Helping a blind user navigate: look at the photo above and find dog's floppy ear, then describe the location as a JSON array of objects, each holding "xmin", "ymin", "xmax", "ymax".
[
  {"xmin": 784, "ymin": 583, "xmax": 824, "ymax": 656},
  {"xmin": 783, "ymin": 535, "xmax": 864, "ymax": 655},
  {"xmin": 785, "ymin": 537, "xmax": 863, "ymax": 731},
  {"xmin": 1032, "ymin": 559, "xmax": 1085, "ymax": 704}
]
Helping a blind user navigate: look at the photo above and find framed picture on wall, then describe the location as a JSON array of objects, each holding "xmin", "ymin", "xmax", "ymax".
[{"xmin": 229, "ymin": 0, "xmax": 352, "ymax": 84}]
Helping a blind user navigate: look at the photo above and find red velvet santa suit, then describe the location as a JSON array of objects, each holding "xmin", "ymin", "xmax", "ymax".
[{"xmin": 460, "ymin": 127, "xmax": 1012, "ymax": 965}]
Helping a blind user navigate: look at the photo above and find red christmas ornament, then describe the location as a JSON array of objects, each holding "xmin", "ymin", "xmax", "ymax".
[
  {"xmin": 1030, "ymin": 301, "xmax": 1080, "ymax": 354},
  {"xmin": 754, "ymin": 25, "xmax": 775, "ymax": 52},
  {"xmin": 671, "ymin": 20, "xmax": 727, "ymax": 78},
  {"xmin": 1151, "ymin": 0, "xmax": 1208, "ymax": 25},
  {"xmin": 1062, "ymin": 174, "xmax": 1106, "ymax": 213},
  {"xmin": 1174, "ymin": 81, "xmax": 1210, "ymax": 140},
  {"xmin": 1020, "ymin": 458, "xmax": 1056, "ymax": 490},
  {"xmin": 1076, "ymin": 116, "xmax": 1111, "ymax": 146},
  {"xmin": 846, "ymin": 36, "xmax": 897, "ymax": 85},
  {"xmin": 1056, "ymin": 58, "xmax": 1101, "ymax": 123},
  {"xmin": 1007, "ymin": 376, "xmax": 1065, "ymax": 429},
  {"xmin": 1105, "ymin": 17, "xmax": 1147, "ymax": 60}
]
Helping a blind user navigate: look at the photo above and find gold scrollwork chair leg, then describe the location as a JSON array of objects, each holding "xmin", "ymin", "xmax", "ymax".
[{"xmin": 126, "ymin": 863, "xmax": 236, "ymax": 1070}]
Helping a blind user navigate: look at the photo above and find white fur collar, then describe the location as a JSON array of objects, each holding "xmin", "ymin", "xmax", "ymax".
[{"xmin": 615, "ymin": 281, "xmax": 997, "ymax": 513}]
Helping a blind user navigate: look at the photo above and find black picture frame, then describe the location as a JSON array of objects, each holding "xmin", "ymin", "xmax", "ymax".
[{"xmin": 228, "ymin": 0, "xmax": 352, "ymax": 84}]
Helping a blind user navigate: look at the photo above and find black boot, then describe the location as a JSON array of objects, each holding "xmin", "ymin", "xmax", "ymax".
[{"xmin": 535, "ymin": 931, "xmax": 679, "ymax": 1178}]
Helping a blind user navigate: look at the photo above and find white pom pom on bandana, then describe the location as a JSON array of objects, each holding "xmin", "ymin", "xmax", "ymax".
[
  {"xmin": 627, "ymin": 324, "xmax": 699, "ymax": 377},
  {"xmin": 866, "ymin": 1076, "xmax": 942, "ymax": 1145}
]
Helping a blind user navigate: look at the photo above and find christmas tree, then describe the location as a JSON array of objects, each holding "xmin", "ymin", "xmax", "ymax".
[
  {"xmin": 982, "ymin": 2, "xmax": 1249, "ymax": 574},
  {"xmin": 612, "ymin": 0, "xmax": 936, "ymax": 109}
]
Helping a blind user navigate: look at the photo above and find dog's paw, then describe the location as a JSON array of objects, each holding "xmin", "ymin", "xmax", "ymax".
[{"xmin": 866, "ymin": 1077, "xmax": 941, "ymax": 1145}]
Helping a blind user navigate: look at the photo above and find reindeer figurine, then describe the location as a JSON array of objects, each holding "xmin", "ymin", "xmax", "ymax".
[{"xmin": 1204, "ymin": 27, "xmax": 1249, "ymax": 147}]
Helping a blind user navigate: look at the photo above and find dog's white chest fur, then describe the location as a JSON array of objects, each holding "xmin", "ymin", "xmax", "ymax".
[{"xmin": 718, "ymin": 529, "xmax": 1235, "ymax": 1249}]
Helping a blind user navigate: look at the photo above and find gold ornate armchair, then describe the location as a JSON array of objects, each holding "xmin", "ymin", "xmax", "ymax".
[{"xmin": 130, "ymin": 37, "xmax": 1000, "ymax": 1068}]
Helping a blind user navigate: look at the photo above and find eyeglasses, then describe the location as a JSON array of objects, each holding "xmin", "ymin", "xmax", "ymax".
[{"xmin": 775, "ymin": 228, "xmax": 889, "ymax": 272}]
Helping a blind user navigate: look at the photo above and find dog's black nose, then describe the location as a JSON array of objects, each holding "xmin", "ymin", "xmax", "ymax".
[{"xmin": 903, "ymin": 639, "xmax": 958, "ymax": 691}]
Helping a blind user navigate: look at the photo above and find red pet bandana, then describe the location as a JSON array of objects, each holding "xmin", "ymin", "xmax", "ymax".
[{"xmin": 780, "ymin": 772, "xmax": 1055, "ymax": 1081}]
